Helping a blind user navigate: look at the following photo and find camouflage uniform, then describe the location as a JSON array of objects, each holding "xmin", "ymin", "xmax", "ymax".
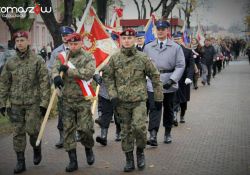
[
  {"xmin": 52, "ymin": 48, "xmax": 95, "ymax": 151},
  {"xmin": 103, "ymin": 47, "xmax": 163, "ymax": 152},
  {"xmin": 0, "ymin": 49, "xmax": 50, "ymax": 152}
]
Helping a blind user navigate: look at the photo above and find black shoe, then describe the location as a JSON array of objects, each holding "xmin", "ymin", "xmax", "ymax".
[
  {"xmin": 164, "ymin": 128, "xmax": 172, "ymax": 144},
  {"xmin": 115, "ymin": 131, "xmax": 121, "ymax": 142},
  {"xmin": 66, "ymin": 149, "xmax": 78, "ymax": 172},
  {"xmin": 136, "ymin": 148, "xmax": 145, "ymax": 170},
  {"xmin": 201, "ymin": 81, "xmax": 206, "ymax": 86},
  {"xmin": 55, "ymin": 130, "xmax": 64, "ymax": 148},
  {"xmin": 194, "ymin": 86, "xmax": 198, "ymax": 90},
  {"xmin": 207, "ymin": 82, "xmax": 210, "ymax": 85},
  {"xmin": 85, "ymin": 148, "xmax": 95, "ymax": 165},
  {"xmin": 33, "ymin": 144, "xmax": 42, "ymax": 165},
  {"xmin": 180, "ymin": 116, "xmax": 185, "ymax": 123},
  {"xmin": 96, "ymin": 128, "xmax": 108, "ymax": 146},
  {"xmin": 94, "ymin": 118, "xmax": 101, "ymax": 126},
  {"xmin": 147, "ymin": 130, "xmax": 158, "ymax": 146},
  {"xmin": 124, "ymin": 151, "xmax": 135, "ymax": 172},
  {"xmin": 14, "ymin": 152, "xmax": 26, "ymax": 174}
]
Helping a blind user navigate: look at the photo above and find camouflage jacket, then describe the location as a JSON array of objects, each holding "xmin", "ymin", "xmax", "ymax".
[
  {"xmin": 52, "ymin": 48, "xmax": 95, "ymax": 103},
  {"xmin": 0, "ymin": 49, "xmax": 50, "ymax": 108},
  {"xmin": 103, "ymin": 47, "xmax": 163, "ymax": 102}
]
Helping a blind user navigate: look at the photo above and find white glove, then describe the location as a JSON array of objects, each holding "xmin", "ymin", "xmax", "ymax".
[
  {"xmin": 185, "ymin": 78, "xmax": 192, "ymax": 85},
  {"xmin": 193, "ymin": 55, "xmax": 197, "ymax": 58}
]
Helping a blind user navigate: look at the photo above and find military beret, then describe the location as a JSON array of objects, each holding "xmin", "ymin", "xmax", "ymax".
[
  {"xmin": 172, "ymin": 31, "xmax": 183, "ymax": 38},
  {"xmin": 120, "ymin": 28, "xmax": 136, "ymax": 36},
  {"xmin": 155, "ymin": 20, "xmax": 170, "ymax": 29},
  {"xmin": 65, "ymin": 33, "xmax": 82, "ymax": 42},
  {"xmin": 60, "ymin": 26, "xmax": 74, "ymax": 35},
  {"xmin": 13, "ymin": 31, "xmax": 29, "ymax": 40},
  {"xmin": 136, "ymin": 31, "xmax": 145, "ymax": 37}
]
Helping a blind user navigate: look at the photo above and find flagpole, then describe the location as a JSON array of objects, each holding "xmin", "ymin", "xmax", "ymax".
[{"xmin": 76, "ymin": 0, "xmax": 93, "ymax": 33}]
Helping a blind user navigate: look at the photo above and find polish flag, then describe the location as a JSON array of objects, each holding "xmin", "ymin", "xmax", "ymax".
[{"xmin": 58, "ymin": 52, "xmax": 96, "ymax": 98}]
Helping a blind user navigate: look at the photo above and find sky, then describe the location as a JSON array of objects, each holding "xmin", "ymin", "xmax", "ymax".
[{"xmin": 121, "ymin": 0, "xmax": 249, "ymax": 29}]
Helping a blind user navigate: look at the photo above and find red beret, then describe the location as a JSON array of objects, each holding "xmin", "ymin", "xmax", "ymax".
[
  {"xmin": 120, "ymin": 28, "xmax": 136, "ymax": 36},
  {"xmin": 13, "ymin": 31, "xmax": 29, "ymax": 40},
  {"xmin": 65, "ymin": 33, "xmax": 82, "ymax": 42}
]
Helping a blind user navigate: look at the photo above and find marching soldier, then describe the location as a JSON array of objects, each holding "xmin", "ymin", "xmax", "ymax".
[
  {"xmin": 48, "ymin": 26, "xmax": 74, "ymax": 148},
  {"xmin": 0, "ymin": 31, "xmax": 50, "ymax": 173},
  {"xmin": 143, "ymin": 20, "xmax": 185, "ymax": 144},
  {"xmin": 103, "ymin": 28, "xmax": 163, "ymax": 172},
  {"xmin": 51, "ymin": 33, "xmax": 95, "ymax": 172}
]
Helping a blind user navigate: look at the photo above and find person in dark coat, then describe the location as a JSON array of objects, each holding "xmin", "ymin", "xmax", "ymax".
[
  {"xmin": 191, "ymin": 38, "xmax": 202, "ymax": 90},
  {"xmin": 172, "ymin": 32, "xmax": 194, "ymax": 124}
]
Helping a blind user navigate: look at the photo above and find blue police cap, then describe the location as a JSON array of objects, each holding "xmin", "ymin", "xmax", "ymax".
[
  {"xmin": 155, "ymin": 20, "xmax": 170, "ymax": 29},
  {"xmin": 172, "ymin": 31, "xmax": 183, "ymax": 38},
  {"xmin": 60, "ymin": 26, "xmax": 74, "ymax": 35},
  {"xmin": 136, "ymin": 31, "xmax": 145, "ymax": 37}
]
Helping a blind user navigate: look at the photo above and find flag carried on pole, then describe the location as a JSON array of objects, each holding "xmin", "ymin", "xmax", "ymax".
[{"xmin": 77, "ymin": 6, "xmax": 118, "ymax": 71}]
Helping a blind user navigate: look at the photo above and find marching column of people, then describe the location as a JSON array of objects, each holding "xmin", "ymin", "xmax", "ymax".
[{"xmin": 0, "ymin": 19, "xmax": 245, "ymax": 174}]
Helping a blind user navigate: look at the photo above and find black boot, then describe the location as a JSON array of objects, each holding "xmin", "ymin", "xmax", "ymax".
[
  {"xmin": 115, "ymin": 129, "xmax": 121, "ymax": 142},
  {"xmin": 55, "ymin": 130, "xmax": 64, "ymax": 148},
  {"xmin": 124, "ymin": 151, "xmax": 135, "ymax": 172},
  {"xmin": 14, "ymin": 152, "xmax": 26, "ymax": 174},
  {"xmin": 136, "ymin": 148, "xmax": 145, "ymax": 170},
  {"xmin": 147, "ymin": 130, "xmax": 158, "ymax": 146},
  {"xmin": 164, "ymin": 128, "xmax": 172, "ymax": 144},
  {"xmin": 66, "ymin": 149, "xmax": 78, "ymax": 172},
  {"xmin": 85, "ymin": 148, "xmax": 95, "ymax": 165},
  {"xmin": 96, "ymin": 128, "xmax": 108, "ymax": 146},
  {"xmin": 33, "ymin": 143, "xmax": 42, "ymax": 165}
]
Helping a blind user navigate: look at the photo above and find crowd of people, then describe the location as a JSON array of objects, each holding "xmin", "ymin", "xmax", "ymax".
[{"xmin": 0, "ymin": 19, "xmax": 249, "ymax": 174}]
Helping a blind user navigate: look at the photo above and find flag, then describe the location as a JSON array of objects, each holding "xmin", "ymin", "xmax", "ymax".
[
  {"xmin": 57, "ymin": 51, "xmax": 96, "ymax": 98},
  {"xmin": 181, "ymin": 20, "xmax": 190, "ymax": 45},
  {"xmin": 196, "ymin": 23, "xmax": 205, "ymax": 46},
  {"xmin": 78, "ymin": 6, "xmax": 118, "ymax": 70},
  {"xmin": 144, "ymin": 17, "xmax": 156, "ymax": 44}
]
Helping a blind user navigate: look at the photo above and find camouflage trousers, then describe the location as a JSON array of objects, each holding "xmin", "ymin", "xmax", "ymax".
[
  {"xmin": 117, "ymin": 101, "xmax": 147, "ymax": 152},
  {"xmin": 62, "ymin": 100, "xmax": 94, "ymax": 151},
  {"xmin": 8, "ymin": 104, "xmax": 41, "ymax": 152}
]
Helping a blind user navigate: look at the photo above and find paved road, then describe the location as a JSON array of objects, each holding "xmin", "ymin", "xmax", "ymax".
[{"xmin": 0, "ymin": 58, "xmax": 250, "ymax": 175}]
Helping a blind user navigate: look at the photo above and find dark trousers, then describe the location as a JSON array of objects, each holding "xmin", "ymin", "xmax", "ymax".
[
  {"xmin": 212, "ymin": 61, "xmax": 217, "ymax": 78},
  {"xmin": 163, "ymin": 92, "xmax": 175, "ymax": 129},
  {"xmin": 217, "ymin": 60, "xmax": 222, "ymax": 73},
  {"xmin": 57, "ymin": 97, "xmax": 63, "ymax": 131},
  {"xmin": 48, "ymin": 52, "xmax": 51, "ymax": 60},
  {"xmin": 147, "ymin": 91, "xmax": 162, "ymax": 132},
  {"xmin": 207, "ymin": 64, "xmax": 212, "ymax": 83},
  {"xmin": 98, "ymin": 96, "xmax": 121, "ymax": 131}
]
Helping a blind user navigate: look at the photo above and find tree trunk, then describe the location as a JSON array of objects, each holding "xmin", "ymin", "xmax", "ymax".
[
  {"xmin": 97, "ymin": 0, "xmax": 107, "ymax": 24},
  {"xmin": 133, "ymin": 0, "xmax": 141, "ymax": 19},
  {"xmin": 142, "ymin": 0, "xmax": 147, "ymax": 19},
  {"xmin": 63, "ymin": 0, "xmax": 74, "ymax": 26}
]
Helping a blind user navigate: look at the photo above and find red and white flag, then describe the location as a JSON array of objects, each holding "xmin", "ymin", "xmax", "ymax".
[
  {"xmin": 58, "ymin": 52, "xmax": 96, "ymax": 98},
  {"xmin": 78, "ymin": 6, "xmax": 118, "ymax": 70}
]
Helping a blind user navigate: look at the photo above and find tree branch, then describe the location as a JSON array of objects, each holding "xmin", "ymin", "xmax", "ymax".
[
  {"xmin": 62, "ymin": 0, "xmax": 74, "ymax": 26},
  {"xmin": 133, "ymin": 0, "xmax": 141, "ymax": 19}
]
